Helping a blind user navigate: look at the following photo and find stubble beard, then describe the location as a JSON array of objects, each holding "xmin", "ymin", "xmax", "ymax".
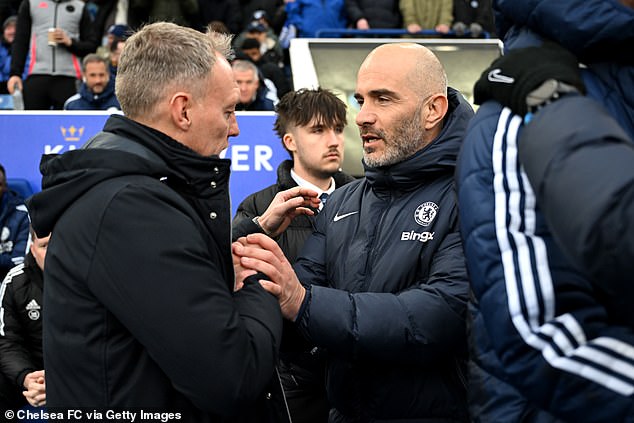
[{"xmin": 363, "ymin": 106, "xmax": 425, "ymax": 168}]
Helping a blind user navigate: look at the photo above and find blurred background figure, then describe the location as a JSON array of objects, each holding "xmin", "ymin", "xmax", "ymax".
[
  {"xmin": 345, "ymin": 0, "xmax": 401, "ymax": 30},
  {"xmin": 0, "ymin": 228, "xmax": 49, "ymax": 410},
  {"xmin": 108, "ymin": 37, "xmax": 126, "ymax": 77},
  {"xmin": 232, "ymin": 59, "xmax": 278, "ymax": 111},
  {"xmin": 239, "ymin": 38, "xmax": 291, "ymax": 98},
  {"xmin": 194, "ymin": 0, "xmax": 241, "ymax": 34},
  {"xmin": 0, "ymin": 15, "xmax": 18, "ymax": 95},
  {"xmin": 0, "ymin": 0, "xmax": 20, "ymax": 31},
  {"xmin": 96, "ymin": 23, "xmax": 130, "ymax": 61},
  {"xmin": 283, "ymin": 0, "xmax": 348, "ymax": 38},
  {"xmin": 129, "ymin": 0, "xmax": 198, "ymax": 28},
  {"xmin": 400, "ymin": 0, "xmax": 453, "ymax": 34},
  {"xmin": 0, "ymin": 164, "xmax": 29, "ymax": 282},
  {"xmin": 452, "ymin": 0, "xmax": 495, "ymax": 37},
  {"xmin": 64, "ymin": 54, "xmax": 120, "ymax": 111},
  {"xmin": 6, "ymin": 0, "xmax": 99, "ymax": 110}
]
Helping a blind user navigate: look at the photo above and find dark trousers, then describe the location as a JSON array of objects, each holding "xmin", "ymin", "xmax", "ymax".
[{"xmin": 23, "ymin": 74, "xmax": 78, "ymax": 110}]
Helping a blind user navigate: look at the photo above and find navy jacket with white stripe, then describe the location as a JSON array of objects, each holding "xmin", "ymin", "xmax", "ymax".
[{"xmin": 456, "ymin": 0, "xmax": 634, "ymax": 420}]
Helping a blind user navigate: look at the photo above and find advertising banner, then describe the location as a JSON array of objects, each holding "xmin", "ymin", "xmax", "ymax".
[{"xmin": 0, "ymin": 111, "xmax": 285, "ymax": 216}]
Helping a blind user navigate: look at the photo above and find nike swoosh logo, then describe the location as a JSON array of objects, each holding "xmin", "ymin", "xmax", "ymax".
[
  {"xmin": 333, "ymin": 211, "xmax": 359, "ymax": 222},
  {"xmin": 487, "ymin": 68, "xmax": 515, "ymax": 84}
]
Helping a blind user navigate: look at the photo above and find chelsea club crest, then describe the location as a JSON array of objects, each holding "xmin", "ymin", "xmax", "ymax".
[{"xmin": 414, "ymin": 202, "xmax": 439, "ymax": 227}]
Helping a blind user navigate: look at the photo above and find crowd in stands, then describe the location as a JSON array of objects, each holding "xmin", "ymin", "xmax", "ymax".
[{"xmin": 0, "ymin": 0, "xmax": 495, "ymax": 111}]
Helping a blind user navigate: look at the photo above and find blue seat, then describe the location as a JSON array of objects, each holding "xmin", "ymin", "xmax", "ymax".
[
  {"xmin": 7, "ymin": 178, "xmax": 34, "ymax": 200},
  {"xmin": 0, "ymin": 94, "xmax": 14, "ymax": 110}
]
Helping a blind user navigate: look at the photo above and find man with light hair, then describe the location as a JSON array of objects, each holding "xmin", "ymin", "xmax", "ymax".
[
  {"xmin": 233, "ymin": 43, "xmax": 474, "ymax": 421},
  {"xmin": 232, "ymin": 58, "xmax": 277, "ymax": 111},
  {"xmin": 27, "ymin": 22, "xmax": 286, "ymax": 421}
]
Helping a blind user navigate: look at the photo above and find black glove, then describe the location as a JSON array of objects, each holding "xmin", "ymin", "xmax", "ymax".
[{"xmin": 474, "ymin": 42, "xmax": 585, "ymax": 116}]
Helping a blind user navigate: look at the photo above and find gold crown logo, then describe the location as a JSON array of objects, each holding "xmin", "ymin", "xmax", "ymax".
[{"xmin": 60, "ymin": 125, "xmax": 85, "ymax": 142}]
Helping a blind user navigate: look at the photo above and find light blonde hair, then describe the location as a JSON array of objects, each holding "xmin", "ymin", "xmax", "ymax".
[{"xmin": 115, "ymin": 22, "xmax": 233, "ymax": 119}]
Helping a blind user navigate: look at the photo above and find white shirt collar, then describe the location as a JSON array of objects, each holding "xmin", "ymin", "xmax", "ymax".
[{"xmin": 290, "ymin": 169, "xmax": 336, "ymax": 210}]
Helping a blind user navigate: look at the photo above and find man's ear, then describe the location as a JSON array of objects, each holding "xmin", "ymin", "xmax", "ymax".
[
  {"xmin": 424, "ymin": 94, "xmax": 448, "ymax": 130},
  {"xmin": 170, "ymin": 92, "xmax": 192, "ymax": 131},
  {"xmin": 282, "ymin": 132, "xmax": 296, "ymax": 152}
]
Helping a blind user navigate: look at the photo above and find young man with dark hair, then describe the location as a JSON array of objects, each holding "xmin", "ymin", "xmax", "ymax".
[{"xmin": 233, "ymin": 87, "xmax": 355, "ymax": 423}]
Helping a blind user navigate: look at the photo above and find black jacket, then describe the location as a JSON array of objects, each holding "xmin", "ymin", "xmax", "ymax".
[
  {"xmin": 0, "ymin": 252, "xmax": 43, "ymax": 389},
  {"xmin": 344, "ymin": 0, "xmax": 401, "ymax": 28},
  {"xmin": 293, "ymin": 88, "xmax": 473, "ymax": 421},
  {"xmin": 27, "ymin": 115, "xmax": 283, "ymax": 421}
]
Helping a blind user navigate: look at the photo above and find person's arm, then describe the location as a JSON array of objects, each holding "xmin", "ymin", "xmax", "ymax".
[
  {"xmin": 62, "ymin": 4, "xmax": 99, "ymax": 57},
  {"xmin": 87, "ymin": 186, "xmax": 283, "ymax": 415},
  {"xmin": 232, "ymin": 187, "xmax": 319, "ymax": 241},
  {"xmin": 235, "ymin": 216, "xmax": 469, "ymax": 363},
  {"xmin": 519, "ymin": 96, "xmax": 634, "ymax": 293},
  {"xmin": 437, "ymin": 0, "xmax": 453, "ymax": 29},
  {"xmin": 399, "ymin": 0, "xmax": 420, "ymax": 32},
  {"xmin": 344, "ymin": 0, "xmax": 365, "ymax": 28},
  {"xmin": 0, "ymin": 279, "xmax": 39, "ymax": 389},
  {"xmin": 8, "ymin": 0, "xmax": 30, "ymax": 83}
]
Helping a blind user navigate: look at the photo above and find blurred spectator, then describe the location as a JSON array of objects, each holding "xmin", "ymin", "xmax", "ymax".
[
  {"xmin": 240, "ymin": 38, "xmax": 291, "ymax": 97},
  {"xmin": 129, "ymin": 0, "xmax": 199, "ymax": 28},
  {"xmin": 234, "ymin": 21, "xmax": 283, "ymax": 66},
  {"xmin": 7, "ymin": 0, "xmax": 100, "ymax": 110},
  {"xmin": 91, "ymin": 0, "xmax": 147, "ymax": 32},
  {"xmin": 64, "ymin": 54, "xmax": 120, "ymax": 111},
  {"xmin": 96, "ymin": 23, "xmax": 130, "ymax": 61},
  {"xmin": 0, "ymin": 0, "xmax": 20, "ymax": 31},
  {"xmin": 194, "ymin": 0, "xmax": 242, "ymax": 34},
  {"xmin": 452, "ymin": 0, "xmax": 495, "ymax": 37},
  {"xmin": 239, "ymin": 2, "xmax": 285, "ymax": 35},
  {"xmin": 400, "ymin": 0, "xmax": 453, "ymax": 34},
  {"xmin": 207, "ymin": 20, "xmax": 230, "ymax": 34},
  {"xmin": 232, "ymin": 59, "xmax": 277, "ymax": 111},
  {"xmin": 284, "ymin": 0, "xmax": 348, "ymax": 38},
  {"xmin": 0, "ymin": 228, "xmax": 48, "ymax": 410},
  {"xmin": 0, "ymin": 164, "xmax": 29, "ymax": 282},
  {"xmin": 345, "ymin": 0, "xmax": 402, "ymax": 30},
  {"xmin": 108, "ymin": 37, "xmax": 125, "ymax": 76},
  {"xmin": 0, "ymin": 15, "xmax": 24, "ymax": 95}
]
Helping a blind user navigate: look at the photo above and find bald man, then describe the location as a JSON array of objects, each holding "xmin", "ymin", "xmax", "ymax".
[{"xmin": 233, "ymin": 43, "xmax": 475, "ymax": 422}]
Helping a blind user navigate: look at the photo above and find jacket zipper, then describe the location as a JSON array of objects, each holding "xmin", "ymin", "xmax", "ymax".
[
  {"xmin": 52, "ymin": 1, "xmax": 59, "ymax": 73},
  {"xmin": 362, "ymin": 193, "xmax": 393, "ymax": 285}
]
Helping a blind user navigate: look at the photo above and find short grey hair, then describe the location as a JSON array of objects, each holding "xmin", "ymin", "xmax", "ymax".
[
  {"xmin": 115, "ymin": 22, "xmax": 233, "ymax": 119},
  {"xmin": 82, "ymin": 53, "xmax": 108, "ymax": 71},
  {"xmin": 231, "ymin": 59, "xmax": 259, "ymax": 81}
]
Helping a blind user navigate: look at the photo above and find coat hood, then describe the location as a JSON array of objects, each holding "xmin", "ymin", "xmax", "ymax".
[{"xmin": 364, "ymin": 87, "xmax": 474, "ymax": 191}]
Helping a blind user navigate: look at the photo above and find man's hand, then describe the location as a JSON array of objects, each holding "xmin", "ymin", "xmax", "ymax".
[
  {"xmin": 232, "ymin": 234, "xmax": 306, "ymax": 320},
  {"xmin": 474, "ymin": 42, "xmax": 584, "ymax": 116},
  {"xmin": 256, "ymin": 187, "xmax": 320, "ymax": 237},
  {"xmin": 23, "ymin": 370, "xmax": 46, "ymax": 407},
  {"xmin": 7, "ymin": 76, "xmax": 22, "ymax": 94}
]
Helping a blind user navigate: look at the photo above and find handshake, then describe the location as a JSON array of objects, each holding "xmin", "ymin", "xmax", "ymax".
[{"xmin": 474, "ymin": 42, "xmax": 585, "ymax": 117}]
